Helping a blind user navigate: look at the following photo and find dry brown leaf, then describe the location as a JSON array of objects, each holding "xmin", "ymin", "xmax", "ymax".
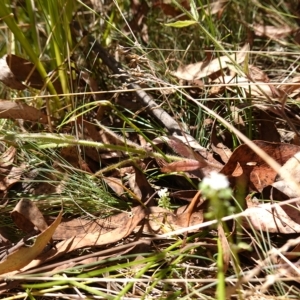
[
  {"xmin": 248, "ymin": 65, "xmax": 270, "ymax": 82},
  {"xmin": 172, "ymin": 44, "xmax": 249, "ymax": 81},
  {"xmin": 0, "ymin": 55, "xmax": 26, "ymax": 90},
  {"xmin": 161, "ymin": 160, "xmax": 206, "ymax": 173},
  {"xmin": 0, "ymin": 146, "xmax": 16, "ymax": 168},
  {"xmin": 253, "ymin": 24, "xmax": 295, "ymax": 40},
  {"xmin": 0, "ymin": 210, "xmax": 62, "ymax": 275},
  {"xmin": 53, "ymin": 206, "xmax": 145, "ymax": 241},
  {"xmin": 168, "ymin": 136, "xmax": 210, "ymax": 164},
  {"xmin": 213, "ymin": 75, "xmax": 281, "ymax": 98},
  {"xmin": 153, "ymin": 0, "xmax": 190, "ymax": 17},
  {"xmin": 221, "ymin": 141, "xmax": 300, "ymax": 192},
  {"xmin": 0, "ymin": 166, "xmax": 23, "ymax": 191},
  {"xmin": 128, "ymin": 166, "xmax": 154, "ymax": 202},
  {"xmin": 11, "ymin": 199, "xmax": 48, "ymax": 233},
  {"xmin": 0, "ymin": 100, "xmax": 49, "ymax": 123},
  {"xmin": 243, "ymin": 203, "xmax": 300, "ymax": 234},
  {"xmin": 6, "ymin": 54, "xmax": 45, "ymax": 89},
  {"xmin": 210, "ymin": 120, "xmax": 232, "ymax": 164},
  {"xmin": 19, "ymin": 207, "xmax": 146, "ymax": 270},
  {"xmin": 102, "ymin": 177, "xmax": 125, "ymax": 196},
  {"xmin": 271, "ymin": 152, "xmax": 300, "ymax": 198},
  {"xmin": 0, "ymin": 54, "xmax": 62, "ymax": 93},
  {"xmin": 170, "ymin": 190, "xmax": 199, "ymax": 201}
]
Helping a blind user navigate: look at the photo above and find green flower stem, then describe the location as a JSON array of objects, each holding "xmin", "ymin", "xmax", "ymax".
[{"xmin": 217, "ymin": 237, "xmax": 226, "ymax": 300}]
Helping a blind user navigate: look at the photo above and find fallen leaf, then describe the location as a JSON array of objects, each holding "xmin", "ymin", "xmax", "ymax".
[
  {"xmin": 0, "ymin": 55, "xmax": 62, "ymax": 93},
  {"xmin": 5, "ymin": 54, "xmax": 45, "ymax": 89},
  {"xmin": 0, "ymin": 55, "xmax": 26, "ymax": 90},
  {"xmin": 0, "ymin": 100, "xmax": 49, "ymax": 124},
  {"xmin": 11, "ymin": 199, "xmax": 48, "ymax": 233},
  {"xmin": 0, "ymin": 210, "xmax": 62, "ymax": 275},
  {"xmin": 253, "ymin": 23, "xmax": 295, "ymax": 40},
  {"xmin": 103, "ymin": 177, "xmax": 125, "ymax": 196},
  {"xmin": 172, "ymin": 44, "xmax": 249, "ymax": 81},
  {"xmin": 0, "ymin": 166, "xmax": 23, "ymax": 191},
  {"xmin": 270, "ymin": 152, "xmax": 300, "ymax": 198},
  {"xmin": 52, "ymin": 206, "xmax": 145, "ymax": 241},
  {"xmin": 19, "ymin": 206, "xmax": 146, "ymax": 269},
  {"xmin": 243, "ymin": 203, "xmax": 300, "ymax": 234},
  {"xmin": 221, "ymin": 141, "xmax": 300, "ymax": 192},
  {"xmin": 161, "ymin": 160, "xmax": 206, "ymax": 172},
  {"xmin": 213, "ymin": 75, "xmax": 282, "ymax": 98},
  {"xmin": 128, "ymin": 166, "xmax": 155, "ymax": 202},
  {"xmin": 210, "ymin": 120, "xmax": 232, "ymax": 164},
  {"xmin": 168, "ymin": 136, "xmax": 210, "ymax": 163},
  {"xmin": 153, "ymin": 0, "xmax": 190, "ymax": 18},
  {"xmin": 0, "ymin": 146, "xmax": 16, "ymax": 168}
]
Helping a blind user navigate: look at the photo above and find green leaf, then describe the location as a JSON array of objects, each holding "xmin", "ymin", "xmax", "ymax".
[{"xmin": 164, "ymin": 20, "xmax": 198, "ymax": 28}]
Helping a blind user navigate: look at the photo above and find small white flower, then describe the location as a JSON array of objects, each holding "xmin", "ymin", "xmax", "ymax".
[
  {"xmin": 201, "ymin": 171, "xmax": 229, "ymax": 191},
  {"xmin": 158, "ymin": 188, "xmax": 169, "ymax": 198}
]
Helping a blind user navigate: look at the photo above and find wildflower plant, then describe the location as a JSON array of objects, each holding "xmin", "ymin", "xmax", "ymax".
[
  {"xmin": 200, "ymin": 171, "xmax": 233, "ymax": 300},
  {"xmin": 200, "ymin": 171, "xmax": 233, "ymax": 221},
  {"xmin": 157, "ymin": 188, "xmax": 172, "ymax": 210}
]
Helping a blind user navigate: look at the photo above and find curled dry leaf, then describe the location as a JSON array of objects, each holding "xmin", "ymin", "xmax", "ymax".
[
  {"xmin": 221, "ymin": 141, "xmax": 300, "ymax": 192},
  {"xmin": 172, "ymin": 44, "xmax": 249, "ymax": 81},
  {"xmin": 0, "ymin": 146, "xmax": 16, "ymax": 168},
  {"xmin": 0, "ymin": 166, "xmax": 23, "ymax": 192},
  {"xmin": 271, "ymin": 152, "xmax": 300, "ymax": 198},
  {"xmin": 0, "ymin": 210, "xmax": 62, "ymax": 275}
]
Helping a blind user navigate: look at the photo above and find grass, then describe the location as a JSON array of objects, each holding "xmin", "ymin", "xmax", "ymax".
[{"xmin": 1, "ymin": 0, "xmax": 300, "ymax": 299}]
